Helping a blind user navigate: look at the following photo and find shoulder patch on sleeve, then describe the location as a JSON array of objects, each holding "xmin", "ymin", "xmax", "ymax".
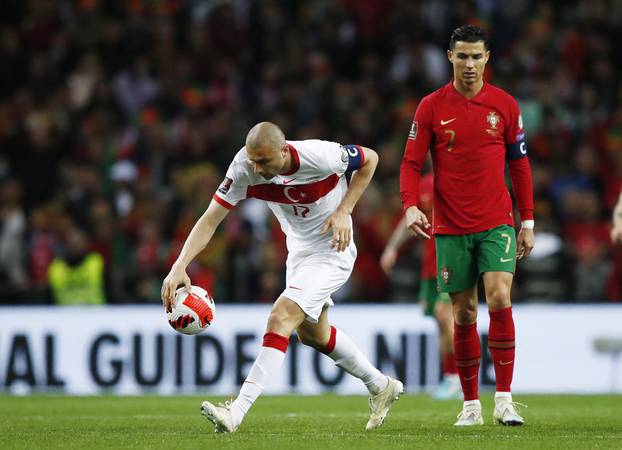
[
  {"xmin": 409, "ymin": 120, "xmax": 418, "ymax": 140},
  {"xmin": 218, "ymin": 177, "xmax": 233, "ymax": 195}
]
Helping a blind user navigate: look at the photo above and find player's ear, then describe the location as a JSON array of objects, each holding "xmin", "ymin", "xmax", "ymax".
[
  {"xmin": 485, "ymin": 50, "xmax": 490, "ymax": 63},
  {"xmin": 447, "ymin": 49, "xmax": 453, "ymax": 62}
]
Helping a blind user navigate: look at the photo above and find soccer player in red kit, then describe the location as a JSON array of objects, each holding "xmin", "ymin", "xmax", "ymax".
[{"xmin": 400, "ymin": 25, "xmax": 535, "ymax": 426}]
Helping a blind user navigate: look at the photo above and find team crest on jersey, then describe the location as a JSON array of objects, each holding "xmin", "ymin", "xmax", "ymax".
[
  {"xmin": 408, "ymin": 121, "xmax": 418, "ymax": 140},
  {"xmin": 218, "ymin": 177, "xmax": 233, "ymax": 195},
  {"xmin": 486, "ymin": 111, "xmax": 500, "ymax": 136},
  {"xmin": 440, "ymin": 266, "xmax": 453, "ymax": 285}
]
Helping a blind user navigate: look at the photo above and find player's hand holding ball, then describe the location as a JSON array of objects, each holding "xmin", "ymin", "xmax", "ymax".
[
  {"xmin": 166, "ymin": 285, "xmax": 215, "ymax": 335},
  {"xmin": 161, "ymin": 264, "xmax": 191, "ymax": 313}
]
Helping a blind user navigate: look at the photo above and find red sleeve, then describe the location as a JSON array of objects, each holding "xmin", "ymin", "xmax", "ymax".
[
  {"xmin": 505, "ymin": 97, "xmax": 534, "ymax": 221},
  {"xmin": 400, "ymin": 97, "xmax": 433, "ymax": 211},
  {"xmin": 508, "ymin": 157, "xmax": 534, "ymax": 221}
]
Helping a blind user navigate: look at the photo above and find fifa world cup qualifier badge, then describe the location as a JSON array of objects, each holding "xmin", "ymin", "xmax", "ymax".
[
  {"xmin": 440, "ymin": 266, "xmax": 453, "ymax": 286},
  {"xmin": 218, "ymin": 177, "xmax": 233, "ymax": 195},
  {"xmin": 408, "ymin": 120, "xmax": 418, "ymax": 140}
]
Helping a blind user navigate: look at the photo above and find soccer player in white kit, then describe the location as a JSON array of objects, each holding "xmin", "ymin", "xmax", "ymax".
[{"xmin": 161, "ymin": 122, "xmax": 403, "ymax": 433}]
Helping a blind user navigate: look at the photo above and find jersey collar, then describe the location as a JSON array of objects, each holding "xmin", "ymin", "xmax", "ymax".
[
  {"xmin": 448, "ymin": 80, "xmax": 489, "ymax": 102},
  {"xmin": 280, "ymin": 143, "xmax": 300, "ymax": 176}
]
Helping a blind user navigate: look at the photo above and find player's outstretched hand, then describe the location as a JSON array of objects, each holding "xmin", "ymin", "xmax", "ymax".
[
  {"xmin": 404, "ymin": 206, "xmax": 431, "ymax": 239},
  {"xmin": 380, "ymin": 248, "xmax": 398, "ymax": 275},
  {"xmin": 516, "ymin": 227, "xmax": 535, "ymax": 260},
  {"xmin": 612, "ymin": 225, "xmax": 622, "ymax": 246},
  {"xmin": 161, "ymin": 265, "xmax": 191, "ymax": 312},
  {"xmin": 321, "ymin": 207, "xmax": 351, "ymax": 252}
]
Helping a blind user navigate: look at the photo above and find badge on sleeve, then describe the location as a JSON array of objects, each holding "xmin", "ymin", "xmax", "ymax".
[
  {"xmin": 218, "ymin": 177, "xmax": 233, "ymax": 195},
  {"xmin": 408, "ymin": 121, "xmax": 418, "ymax": 140}
]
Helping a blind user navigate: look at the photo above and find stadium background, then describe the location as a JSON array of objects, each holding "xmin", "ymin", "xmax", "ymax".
[{"xmin": 1, "ymin": 0, "xmax": 622, "ymax": 398}]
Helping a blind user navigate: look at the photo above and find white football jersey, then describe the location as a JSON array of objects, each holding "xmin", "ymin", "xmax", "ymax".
[{"xmin": 213, "ymin": 139, "xmax": 365, "ymax": 255}]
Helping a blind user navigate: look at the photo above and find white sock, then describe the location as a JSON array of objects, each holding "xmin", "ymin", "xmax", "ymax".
[
  {"xmin": 230, "ymin": 345, "xmax": 286, "ymax": 426},
  {"xmin": 326, "ymin": 328, "xmax": 388, "ymax": 395},
  {"xmin": 495, "ymin": 391, "xmax": 512, "ymax": 403},
  {"xmin": 464, "ymin": 399, "xmax": 481, "ymax": 408}
]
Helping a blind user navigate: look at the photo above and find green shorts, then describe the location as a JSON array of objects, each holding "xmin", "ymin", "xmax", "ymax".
[
  {"xmin": 435, "ymin": 224, "xmax": 517, "ymax": 293},
  {"xmin": 419, "ymin": 278, "xmax": 451, "ymax": 317}
]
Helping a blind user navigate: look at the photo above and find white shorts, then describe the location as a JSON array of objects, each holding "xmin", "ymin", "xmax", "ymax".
[{"xmin": 280, "ymin": 245, "xmax": 356, "ymax": 323}]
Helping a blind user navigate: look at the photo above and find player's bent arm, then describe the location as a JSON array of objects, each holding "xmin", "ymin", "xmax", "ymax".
[
  {"xmin": 337, "ymin": 146, "xmax": 378, "ymax": 214},
  {"xmin": 174, "ymin": 199, "xmax": 230, "ymax": 269},
  {"xmin": 161, "ymin": 199, "xmax": 230, "ymax": 308},
  {"xmin": 321, "ymin": 147, "xmax": 378, "ymax": 251}
]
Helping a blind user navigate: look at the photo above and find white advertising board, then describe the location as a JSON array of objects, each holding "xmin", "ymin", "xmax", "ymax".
[{"xmin": 0, "ymin": 304, "xmax": 620, "ymax": 395}]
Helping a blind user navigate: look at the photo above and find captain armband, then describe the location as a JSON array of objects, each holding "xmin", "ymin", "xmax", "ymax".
[{"xmin": 506, "ymin": 137, "xmax": 528, "ymax": 161}]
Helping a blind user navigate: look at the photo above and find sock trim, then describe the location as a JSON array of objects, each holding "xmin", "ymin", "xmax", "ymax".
[
  {"xmin": 263, "ymin": 332, "xmax": 289, "ymax": 353},
  {"xmin": 320, "ymin": 326, "xmax": 337, "ymax": 354}
]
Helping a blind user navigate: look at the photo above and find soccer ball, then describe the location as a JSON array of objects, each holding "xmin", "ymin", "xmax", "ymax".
[{"xmin": 167, "ymin": 285, "xmax": 215, "ymax": 335}]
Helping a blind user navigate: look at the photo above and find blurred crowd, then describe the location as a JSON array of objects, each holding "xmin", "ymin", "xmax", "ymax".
[{"xmin": 1, "ymin": 0, "xmax": 621, "ymax": 305}]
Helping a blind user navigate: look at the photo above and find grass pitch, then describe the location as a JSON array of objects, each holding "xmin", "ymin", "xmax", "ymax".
[{"xmin": 1, "ymin": 394, "xmax": 621, "ymax": 449}]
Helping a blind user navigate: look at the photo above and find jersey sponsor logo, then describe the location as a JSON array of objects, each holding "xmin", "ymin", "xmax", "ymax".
[
  {"xmin": 440, "ymin": 118, "xmax": 456, "ymax": 125},
  {"xmin": 218, "ymin": 177, "xmax": 233, "ymax": 195},
  {"xmin": 408, "ymin": 121, "xmax": 418, "ymax": 139},
  {"xmin": 440, "ymin": 266, "xmax": 453, "ymax": 285},
  {"xmin": 282, "ymin": 178, "xmax": 296, "ymax": 185}
]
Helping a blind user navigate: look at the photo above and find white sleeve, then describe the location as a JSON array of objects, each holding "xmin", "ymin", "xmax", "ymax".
[
  {"xmin": 306, "ymin": 140, "xmax": 349, "ymax": 177},
  {"xmin": 213, "ymin": 161, "xmax": 249, "ymax": 209}
]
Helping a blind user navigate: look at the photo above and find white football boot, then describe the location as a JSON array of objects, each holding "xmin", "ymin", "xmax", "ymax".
[
  {"xmin": 454, "ymin": 400, "xmax": 484, "ymax": 426},
  {"xmin": 365, "ymin": 376, "xmax": 404, "ymax": 430},
  {"xmin": 201, "ymin": 400, "xmax": 238, "ymax": 433},
  {"xmin": 493, "ymin": 399, "xmax": 526, "ymax": 426}
]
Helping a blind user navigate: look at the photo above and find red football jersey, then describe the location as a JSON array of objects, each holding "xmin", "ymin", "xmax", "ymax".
[{"xmin": 400, "ymin": 81, "xmax": 534, "ymax": 235}]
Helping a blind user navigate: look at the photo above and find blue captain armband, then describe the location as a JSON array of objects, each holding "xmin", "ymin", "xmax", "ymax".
[
  {"xmin": 506, "ymin": 137, "xmax": 528, "ymax": 160},
  {"xmin": 341, "ymin": 144, "xmax": 365, "ymax": 171}
]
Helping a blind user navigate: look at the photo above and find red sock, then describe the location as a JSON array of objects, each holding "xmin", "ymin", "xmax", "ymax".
[
  {"xmin": 454, "ymin": 322, "xmax": 481, "ymax": 401},
  {"xmin": 488, "ymin": 307, "xmax": 515, "ymax": 392},
  {"xmin": 443, "ymin": 352, "xmax": 458, "ymax": 375}
]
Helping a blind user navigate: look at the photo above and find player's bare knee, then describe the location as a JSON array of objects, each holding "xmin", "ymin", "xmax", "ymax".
[
  {"xmin": 486, "ymin": 288, "xmax": 511, "ymax": 310},
  {"xmin": 453, "ymin": 305, "xmax": 477, "ymax": 325},
  {"xmin": 266, "ymin": 310, "xmax": 290, "ymax": 333}
]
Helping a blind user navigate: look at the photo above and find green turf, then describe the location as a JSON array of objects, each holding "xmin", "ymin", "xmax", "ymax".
[{"xmin": 1, "ymin": 394, "xmax": 621, "ymax": 449}]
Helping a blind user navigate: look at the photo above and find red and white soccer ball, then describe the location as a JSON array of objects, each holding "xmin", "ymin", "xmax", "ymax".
[{"xmin": 167, "ymin": 285, "xmax": 215, "ymax": 335}]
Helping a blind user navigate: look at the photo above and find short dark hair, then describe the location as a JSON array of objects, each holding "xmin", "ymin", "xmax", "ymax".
[{"xmin": 449, "ymin": 25, "xmax": 488, "ymax": 50}]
